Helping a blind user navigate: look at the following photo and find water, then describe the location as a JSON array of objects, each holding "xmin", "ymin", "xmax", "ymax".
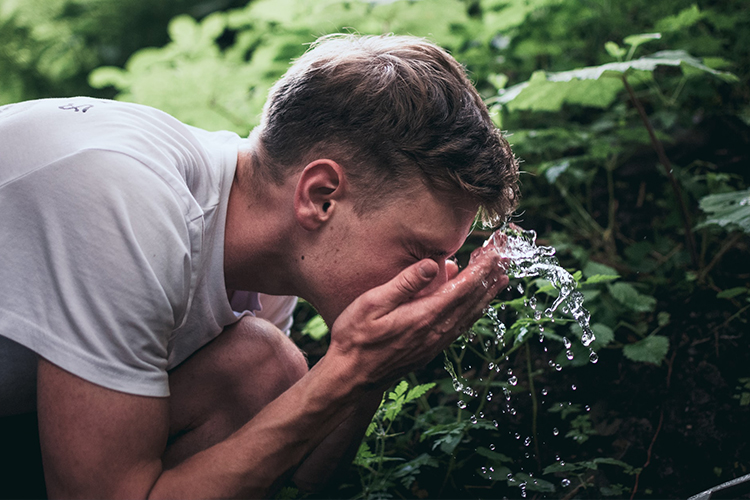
[
  {"xmin": 444, "ymin": 225, "xmax": 599, "ymax": 491},
  {"xmin": 484, "ymin": 226, "xmax": 596, "ymax": 350}
]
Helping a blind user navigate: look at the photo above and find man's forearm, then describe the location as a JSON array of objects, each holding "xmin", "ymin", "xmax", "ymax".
[
  {"xmin": 149, "ymin": 354, "xmax": 367, "ymax": 499},
  {"xmin": 292, "ymin": 388, "xmax": 385, "ymax": 492}
]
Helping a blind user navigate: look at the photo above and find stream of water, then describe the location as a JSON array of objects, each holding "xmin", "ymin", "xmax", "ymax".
[{"xmin": 444, "ymin": 225, "xmax": 601, "ymax": 494}]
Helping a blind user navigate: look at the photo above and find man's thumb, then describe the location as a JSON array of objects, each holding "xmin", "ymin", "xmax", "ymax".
[{"xmin": 382, "ymin": 260, "xmax": 438, "ymax": 308}]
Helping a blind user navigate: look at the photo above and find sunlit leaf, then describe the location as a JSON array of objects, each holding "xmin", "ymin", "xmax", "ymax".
[
  {"xmin": 698, "ymin": 188, "xmax": 750, "ymax": 234},
  {"xmin": 405, "ymin": 382, "xmax": 436, "ymax": 403},
  {"xmin": 497, "ymin": 50, "xmax": 738, "ymax": 112},
  {"xmin": 301, "ymin": 314, "xmax": 329, "ymax": 340}
]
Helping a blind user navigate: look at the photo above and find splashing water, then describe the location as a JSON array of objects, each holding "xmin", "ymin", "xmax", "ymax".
[{"xmin": 485, "ymin": 226, "xmax": 597, "ymax": 353}]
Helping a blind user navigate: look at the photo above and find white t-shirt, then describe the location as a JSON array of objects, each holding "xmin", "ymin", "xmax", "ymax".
[{"xmin": 0, "ymin": 98, "xmax": 297, "ymax": 414}]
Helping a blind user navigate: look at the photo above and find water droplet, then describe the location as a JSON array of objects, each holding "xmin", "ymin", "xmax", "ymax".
[
  {"xmin": 478, "ymin": 412, "xmax": 484, "ymax": 419},
  {"xmin": 585, "ymin": 405, "xmax": 591, "ymax": 412},
  {"xmin": 487, "ymin": 391, "xmax": 493, "ymax": 401},
  {"xmin": 508, "ymin": 376, "xmax": 518, "ymax": 386},
  {"xmin": 489, "ymin": 444, "xmax": 496, "ymax": 451},
  {"xmin": 563, "ymin": 337, "xmax": 572, "ymax": 349},
  {"xmin": 541, "ymin": 388, "xmax": 548, "ymax": 396},
  {"xmin": 493, "ymin": 419, "xmax": 499, "ymax": 428},
  {"xmin": 589, "ymin": 351, "xmax": 599, "ymax": 364},
  {"xmin": 470, "ymin": 414, "xmax": 478, "ymax": 424},
  {"xmin": 457, "ymin": 400, "xmax": 467, "ymax": 409},
  {"xmin": 561, "ymin": 478, "xmax": 571, "ymax": 487},
  {"xmin": 552, "ymin": 427, "xmax": 559, "ymax": 436},
  {"xmin": 571, "ymin": 384, "xmax": 577, "ymax": 391},
  {"xmin": 566, "ymin": 349, "xmax": 574, "ymax": 360},
  {"xmin": 488, "ymin": 362, "xmax": 495, "ymax": 370},
  {"xmin": 509, "ymin": 407, "xmax": 517, "ymax": 415},
  {"xmin": 514, "ymin": 432, "xmax": 521, "ymax": 440},
  {"xmin": 517, "ymin": 283, "xmax": 525, "ymax": 294},
  {"xmin": 524, "ymin": 436, "xmax": 532, "ymax": 447},
  {"xmin": 555, "ymin": 363, "xmax": 563, "ymax": 371},
  {"xmin": 529, "ymin": 296, "xmax": 537, "ymax": 308}
]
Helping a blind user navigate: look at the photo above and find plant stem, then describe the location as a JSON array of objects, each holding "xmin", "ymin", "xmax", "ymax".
[
  {"xmin": 622, "ymin": 76, "xmax": 699, "ymax": 268},
  {"xmin": 525, "ymin": 342, "xmax": 541, "ymax": 471}
]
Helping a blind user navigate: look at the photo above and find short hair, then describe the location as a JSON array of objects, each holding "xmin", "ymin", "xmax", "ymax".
[{"xmin": 255, "ymin": 33, "xmax": 519, "ymax": 226}]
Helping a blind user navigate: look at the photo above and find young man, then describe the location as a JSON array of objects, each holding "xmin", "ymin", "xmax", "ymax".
[{"xmin": 0, "ymin": 34, "xmax": 519, "ymax": 498}]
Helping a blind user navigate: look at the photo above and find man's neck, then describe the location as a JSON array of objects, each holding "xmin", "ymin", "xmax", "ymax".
[{"xmin": 223, "ymin": 144, "xmax": 302, "ymax": 296}]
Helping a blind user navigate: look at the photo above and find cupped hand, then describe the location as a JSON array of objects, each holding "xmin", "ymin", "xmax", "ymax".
[{"xmin": 325, "ymin": 242, "xmax": 510, "ymax": 389}]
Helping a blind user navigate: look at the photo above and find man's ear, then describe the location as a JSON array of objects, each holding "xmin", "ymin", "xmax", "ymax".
[{"xmin": 293, "ymin": 159, "xmax": 346, "ymax": 231}]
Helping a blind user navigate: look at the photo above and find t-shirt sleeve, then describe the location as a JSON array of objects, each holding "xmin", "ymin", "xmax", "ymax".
[
  {"xmin": 0, "ymin": 150, "xmax": 198, "ymax": 397},
  {"xmin": 256, "ymin": 294, "xmax": 298, "ymax": 335}
]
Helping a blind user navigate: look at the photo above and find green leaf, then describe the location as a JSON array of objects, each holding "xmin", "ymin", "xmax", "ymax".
[
  {"xmin": 623, "ymin": 335, "xmax": 670, "ymax": 365},
  {"xmin": 608, "ymin": 282, "xmax": 657, "ymax": 312},
  {"xmin": 591, "ymin": 323, "xmax": 614, "ymax": 347},
  {"xmin": 405, "ymin": 382, "xmax": 436, "ymax": 403},
  {"xmin": 476, "ymin": 447, "xmax": 513, "ymax": 463},
  {"xmin": 623, "ymin": 32, "xmax": 662, "ymax": 50},
  {"xmin": 657, "ymin": 311, "xmax": 671, "ymax": 327},
  {"xmin": 583, "ymin": 261, "xmax": 618, "ymax": 278},
  {"xmin": 477, "ymin": 465, "xmax": 512, "ymax": 481},
  {"xmin": 605, "ymin": 41, "xmax": 626, "ymax": 60},
  {"xmin": 498, "ymin": 74, "xmax": 623, "ymax": 112},
  {"xmin": 655, "ymin": 5, "xmax": 703, "ymax": 33},
  {"xmin": 301, "ymin": 314, "xmax": 329, "ymax": 340},
  {"xmin": 354, "ymin": 442, "xmax": 376, "ymax": 467},
  {"xmin": 88, "ymin": 66, "xmax": 130, "ymax": 89},
  {"xmin": 390, "ymin": 380, "xmax": 409, "ymax": 400},
  {"xmin": 582, "ymin": 274, "xmax": 620, "ymax": 285},
  {"xmin": 698, "ymin": 188, "xmax": 750, "ymax": 234},
  {"xmin": 497, "ymin": 50, "xmax": 738, "ymax": 112},
  {"xmin": 717, "ymin": 287, "xmax": 748, "ymax": 299},
  {"xmin": 544, "ymin": 159, "xmax": 571, "ymax": 183}
]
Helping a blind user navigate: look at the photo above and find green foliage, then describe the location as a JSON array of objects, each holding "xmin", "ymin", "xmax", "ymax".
[
  {"xmin": 623, "ymin": 335, "xmax": 670, "ymax": 365},
  {"xmin": 0, "ymin": 0, "xmax": 249, "ymax": 105},
  {"xmin": 354, "ymin": 380, "xmax": 438, "ymax": 498},
  {"xmin": 698, "ymin": 188, "xmax": 750, "ymax": 234},
  {"xmin": 5, "ymin": 0, "xmax": 748, "ymax": 497},
  {"xmin": 300, "ymin": 314, "xmax": 328, "ymax": 340},
  {"xmin": 734, "ymin": 378, "xmax": 750, "ymax": 407},
  {"xmin": 496, "ymin": 46, "xmax": 738, "ymax": 112}
]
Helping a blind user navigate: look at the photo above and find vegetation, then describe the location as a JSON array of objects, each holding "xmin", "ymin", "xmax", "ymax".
[{"xmin": 3, "ymin": 0, "xmax": 748, "ymax": 498}]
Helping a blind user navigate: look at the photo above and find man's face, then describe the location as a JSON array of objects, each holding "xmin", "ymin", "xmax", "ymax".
[{"xmin": 304, "ymin": 185, "xmax": 478, "ymax": 324}]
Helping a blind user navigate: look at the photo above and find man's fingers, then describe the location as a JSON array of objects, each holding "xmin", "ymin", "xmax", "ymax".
[
  {"xmin": 375, "ymin": 259, "xmax": 439, "ymax": 311},
  {"xmin": 445, "ymin": 259, "xmax": 459, "ymax": 280}
]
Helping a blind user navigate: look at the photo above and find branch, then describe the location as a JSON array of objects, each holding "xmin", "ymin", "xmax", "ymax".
[{"xmin": 622, "ymin": 76, "xmax": 699, "ymax": 268}]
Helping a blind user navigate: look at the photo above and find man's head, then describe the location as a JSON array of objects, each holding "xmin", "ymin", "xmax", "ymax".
[{"xmin": 252, "ymin": 33, "xmax": 519, "ymax": 227}]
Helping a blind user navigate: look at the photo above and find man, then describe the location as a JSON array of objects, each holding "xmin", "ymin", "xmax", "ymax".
[{"xmin": 0, "ymin": 34, "xmax": 519, "ymax": 498}]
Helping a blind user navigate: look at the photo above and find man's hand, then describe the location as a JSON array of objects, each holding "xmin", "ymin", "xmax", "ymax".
[{"xmin": 326, "ymin": 242, "xmax": 509, "ymax": 389}]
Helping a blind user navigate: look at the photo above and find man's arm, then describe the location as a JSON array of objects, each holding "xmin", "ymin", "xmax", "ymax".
[{"xmin": 38, "ymin": 247, "xmax": 507, "ymax": 499}]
